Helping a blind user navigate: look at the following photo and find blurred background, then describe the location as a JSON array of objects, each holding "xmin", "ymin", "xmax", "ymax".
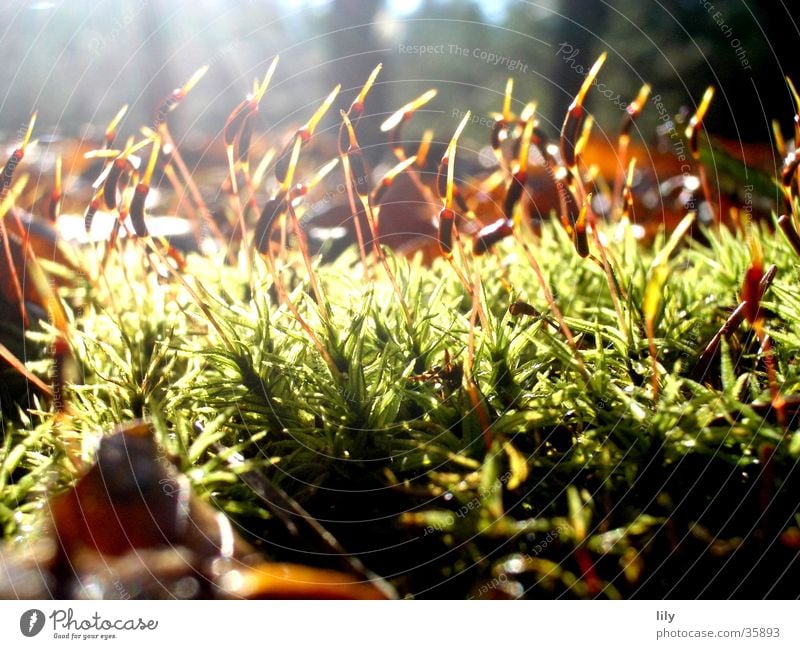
[{"xmin": 0, "ymin": 0, "xmax": 797, "ymax": 153}]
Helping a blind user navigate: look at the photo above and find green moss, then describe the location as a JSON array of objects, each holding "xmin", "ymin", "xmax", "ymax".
[{"xmin": 2, "ymin": 216, "xmax": 800, "ymax": 597}]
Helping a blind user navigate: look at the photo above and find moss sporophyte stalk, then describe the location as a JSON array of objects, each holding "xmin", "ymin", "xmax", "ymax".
[{"xmin": 1, "ymin": 54, "xmax": 799, "ymax": 599}]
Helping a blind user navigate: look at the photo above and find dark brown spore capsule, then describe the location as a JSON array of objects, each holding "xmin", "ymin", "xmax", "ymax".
[
  {"xmin": 509, "ymin": 301, "xmax": 540, "ymax": 317},
  {"xmin": 781, "ymin": 150, "xmax": 800, "ymax": 188},
  {"xmin": 511, "ymin": 131, "xmax": 523, "ymax": 162},
  {"xmin": 574, "ymin": 200, "xmax": 590, "ymax": 258},
  {"xmin": 560, "ymin": 105, "xmax": 584, "ymax": 168},
  {"xmin": 103, "ymin": 158, "xmax": 128, "ymax": 210},
  {"xmin": 454, "ymin": 189, "xmax": 469, "ymax": 217},
  {"xmin": 557, "ymin": 179, "xmax": 580, "ymax": 229},
  {"xmin": 438, "ymin": 207, "xmax": 455, "ymax": 257},
  {"xmin": 0, "ymin": 148, "xmax": 23, "ymax": 194},
  {"xmin": 84, "ymin": 197, "xmax": 100, "ymax": 233},
  {"xmin": 574, "ymin": 222, "xmax": 589, "ymax": 258},
  {"xmin": 254, "ymin": 196, "xmax": 287, "ymax": 253},
  {"xmin": 778, "ymin": 214, "xmax": 800, "ymax": 258},
  {"xmin": 490, "ymin": 120, "xmax": 507, "ymax": 151},
  {"xmin": 503, "ymin": 170, "xmax": 527, "ymax": 219},
  {"xmin": 742, "ymin": 261, "xmax": 764, "ymax": 326},
  {"xmin": 473, "ymin": 218, "xmax": 513, "ymax": 255},
  {"xmin": 130, "ymin": 184, "xmax": 149, "ymax": 237},
  {"xmin": 153, "ymin": 90, "xmax": 182, "ymax": 127}
]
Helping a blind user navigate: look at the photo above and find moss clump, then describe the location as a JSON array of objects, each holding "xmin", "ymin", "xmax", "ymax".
[
  {"xmin": 0, "ymin": 202, "xmax": 800, "ymax": 597},
  {"xmin": 2, "ymin": 214, "xmax": 800, "ymax": 598}
]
